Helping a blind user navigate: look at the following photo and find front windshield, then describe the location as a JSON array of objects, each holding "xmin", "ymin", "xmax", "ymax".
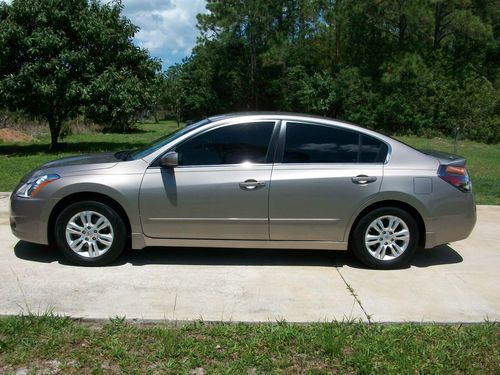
[{"xmin": 130, "ymin": 119, "xmax": 211, "ymax": 160}]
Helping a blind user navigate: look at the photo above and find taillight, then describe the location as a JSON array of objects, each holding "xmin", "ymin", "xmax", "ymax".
[{"xmin": 438, "ymin": 165, "xmax": 471, "ymax": 192}]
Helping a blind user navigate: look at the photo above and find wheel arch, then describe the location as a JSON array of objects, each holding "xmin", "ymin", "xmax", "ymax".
[
  {"xmin": 47, "ymin": 192, "xmax": 132, "ymax": 245},
  {"xmin": 346, "ymin": 200, "xmax": 426, "ymax": 248}
]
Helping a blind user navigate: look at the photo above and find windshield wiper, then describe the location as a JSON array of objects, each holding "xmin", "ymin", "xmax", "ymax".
[{"xmin": 114, "ymin": 150, "xmax": 133, "ymax": 161}]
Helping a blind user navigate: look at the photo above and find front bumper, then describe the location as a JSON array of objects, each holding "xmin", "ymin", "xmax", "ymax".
[{"xmin": 10, "ymin": 194, "xmax": 55, "ymax": 245}]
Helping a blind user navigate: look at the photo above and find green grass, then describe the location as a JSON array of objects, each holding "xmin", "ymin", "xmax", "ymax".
[
  {"xmin": 0, "ymin": 315, "xmax": 498, "ymax": 374},
  {"xmin": 0, "ymin": 121, "xmax": 498, "ymax": 204}
]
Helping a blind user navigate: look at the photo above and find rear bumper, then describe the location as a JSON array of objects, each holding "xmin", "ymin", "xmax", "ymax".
[
  {"xmin": 10, "ymin": 194, "xmax": 54, "ymax": 245},
  {"xmin": 424, "ymin": 192, "xmax": 476, "ymax": 248}
]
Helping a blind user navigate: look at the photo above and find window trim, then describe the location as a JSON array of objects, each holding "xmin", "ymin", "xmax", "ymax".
[
  {"xmin": 275, "ymin": 120, "xmax": 391, "ymax": 165},
  {"xmin": 150, "ymin": 120, "xmax": 281, "ymax": 168}
]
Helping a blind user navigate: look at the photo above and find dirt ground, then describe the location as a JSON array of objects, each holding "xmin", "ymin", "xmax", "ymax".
[{"xmin": 0, "ymin": 127, "xmax": 34, "ymax": 142}]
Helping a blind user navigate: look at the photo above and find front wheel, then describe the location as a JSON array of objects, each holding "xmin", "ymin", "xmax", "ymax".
[
  {"xmin": 350, "ymin": 207, "xmax": 419, "ymax": 269},
  {"xmin": 54, "ymin": 201, "xmax": 127, "ymax": 266}
]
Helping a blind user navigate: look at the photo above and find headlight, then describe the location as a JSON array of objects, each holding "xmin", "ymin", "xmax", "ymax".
[{"xmin": 16, "ymin": 174, "xmax": 60, "ymax": 198}]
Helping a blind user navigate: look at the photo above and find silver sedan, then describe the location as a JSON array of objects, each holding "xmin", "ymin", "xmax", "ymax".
[{"xmin": 10, "ymin": 113, "xmax": 476, "ymax": 268}]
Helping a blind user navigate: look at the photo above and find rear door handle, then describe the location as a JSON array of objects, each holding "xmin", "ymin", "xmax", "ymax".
[
  {"xmin": 352, "ymin": 175, "xmax": 377, "ymax": 184},
  {"xmin": 239, "ymin": 179, "xmax": 266, "ymax": 190}
]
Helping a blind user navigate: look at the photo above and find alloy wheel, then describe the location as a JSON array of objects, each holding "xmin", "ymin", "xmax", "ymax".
[
  {"xmin": 65, "ymin": 210, "xmax": 114, "ymax": 258},
  {"xmin": 364, "ymin": 215, "xmax": 410, "ymax": 261}
]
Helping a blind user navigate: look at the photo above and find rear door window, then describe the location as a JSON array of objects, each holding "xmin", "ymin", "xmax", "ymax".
[
  {"xmin": 283, "ymin": 122, "xmax": 359, "ymax": 163},
  {"xmin": 283, "ymin": 122, "xmax": 388, "ymax": 163}
]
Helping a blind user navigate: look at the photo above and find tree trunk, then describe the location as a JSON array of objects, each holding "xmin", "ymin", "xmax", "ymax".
[
  {"xmin": 335, "ymin": 21, "xmax": 341, "ymax": 62},
  {"xmin": 153, "ymin": 107, "xmax": 159, "ymax": 124},
  {"xmin": 434, "ymin": 3, "xmax": 443, "ymax": 49},
  {"xmin": 249, "ymin": 36, "xmax": 258, "ymax": 110},
  {"xmin": 48, "ymin": 117, "xmax": 62, "ymax": 151},
  {"xmin": 399, "ymin": 13, "xmax": 407, "ymax": 50}
]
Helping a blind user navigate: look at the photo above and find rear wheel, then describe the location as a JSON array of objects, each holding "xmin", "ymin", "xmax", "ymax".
[
  {"xmin": 54, "ymin": 201, "xmax": 127, "ymax": 266},
  {"xmin": 350, "ymin": 207, "xmax": 419, "ymax": 269}
]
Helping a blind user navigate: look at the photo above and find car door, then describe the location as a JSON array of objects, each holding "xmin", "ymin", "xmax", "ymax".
[
  {"xmin": 269, "ymin": 121, "xmax": 388, "ymax": 242},
  {"xmin": 139, "ymin": 120, "xmax": 279, "ymax": 240}
]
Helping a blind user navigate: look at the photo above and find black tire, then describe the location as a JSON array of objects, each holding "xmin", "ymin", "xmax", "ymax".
[
  {"xmin": 350, "ymin": 207, "xmax": 419, "ymax": 269},
  {"xmin": 54, "ymin": 201, "xmax": 127, "ymax": 266}
]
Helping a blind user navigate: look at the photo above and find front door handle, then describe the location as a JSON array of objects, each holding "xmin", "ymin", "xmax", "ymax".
[
  {"xmin": 352, "ymin": 175, "xmax": 377, "ymax": 184},
  {"xmin": 239, "ymin": 179, "xmax": 266, "ymax": 190}
]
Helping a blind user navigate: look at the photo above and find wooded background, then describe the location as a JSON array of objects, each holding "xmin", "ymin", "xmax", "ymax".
[{"xmin": 161, "ymin": 0, "xmax": 499, "ymax": 143}]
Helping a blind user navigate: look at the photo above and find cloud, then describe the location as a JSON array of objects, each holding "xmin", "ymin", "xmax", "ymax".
[
  {"xmin": 121, "ymin": 0, "xmax": 174, "ymax": 13},
  {"xmin": 120, "ymin": 0, "xmax": 208, "ymax": 65}
]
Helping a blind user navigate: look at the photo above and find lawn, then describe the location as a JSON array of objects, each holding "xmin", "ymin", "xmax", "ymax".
[
  {"xmin": 0, "ymin": 121, "xmax": 498, "ymax": 204},
  {"xmin": 0, "ymin": 315, "xmax": 498, "ymax": 374}
]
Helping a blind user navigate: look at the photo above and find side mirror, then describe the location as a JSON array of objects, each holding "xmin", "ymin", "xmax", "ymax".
[{"xmin": 160, "ymin": 151, "xmax": 179, "ymax": 168}]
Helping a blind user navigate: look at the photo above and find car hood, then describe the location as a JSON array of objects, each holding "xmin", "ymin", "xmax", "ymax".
[
  {"xmin": 42, "ymin": 152, "xmax": 119, "ymax": 168},
  {"xmin": 22, "ymin": 152, "xmax": 119, "ymax": 181}
]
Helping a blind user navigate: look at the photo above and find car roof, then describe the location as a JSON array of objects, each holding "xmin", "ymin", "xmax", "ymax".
[
  {"xmin": 208, "ymin": 111, "xmax": 356, "ymax": 126},
  {"xmin": 207, "ymin": 112, "xmax": 387, "ymax": 141}
]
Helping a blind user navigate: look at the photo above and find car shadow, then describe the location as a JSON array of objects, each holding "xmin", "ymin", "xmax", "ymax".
[{"xmin": 13, "ymin": 241, "xmax": 463, "ymax": 269}]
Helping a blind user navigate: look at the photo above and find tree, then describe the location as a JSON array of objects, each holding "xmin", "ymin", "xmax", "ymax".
[
  {"xmin": 161, "ymin": 64, "xmax": 186, "ymax": 126},
  {"xmin": 283, "ymin": 66, "xmax": 337, "ymax": 116},
  {"xmin": 0, "ymin": 0, "xmax": 161, "ymax": 149},
  {"xmin": 198, "ymin": 0, "xmax": 280, "ymax": 110}
]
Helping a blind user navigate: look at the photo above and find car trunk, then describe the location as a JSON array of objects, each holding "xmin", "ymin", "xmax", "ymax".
[{"xmin": 419, "ymin": 149, "xmax": 466, "ymax": 166}]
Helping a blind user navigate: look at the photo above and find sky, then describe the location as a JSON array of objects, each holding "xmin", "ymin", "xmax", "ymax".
[{"xmin": 120, "ymin": 0, "xmax": 208, "ymax": 69}]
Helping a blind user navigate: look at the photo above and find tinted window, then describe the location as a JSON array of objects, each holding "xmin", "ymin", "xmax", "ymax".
[
  {"xmin": 360, "ymin": 135, "xmax": 388, "ymax": 163},
  {"xmin": 175, "ymin": 122, "xmax": 275, "ymax": 166},
  {"xmin": 283, "ymin": 123, "xmax": 359, "ymax": 163}
]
